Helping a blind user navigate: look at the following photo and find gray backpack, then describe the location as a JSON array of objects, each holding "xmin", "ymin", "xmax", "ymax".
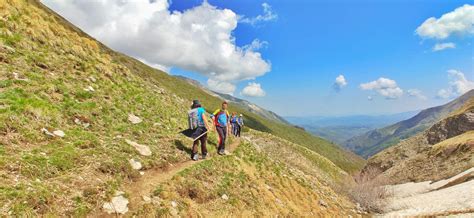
[{"xmin": 188, "ymin": 108, "xmax": 199, "ymax": 130}]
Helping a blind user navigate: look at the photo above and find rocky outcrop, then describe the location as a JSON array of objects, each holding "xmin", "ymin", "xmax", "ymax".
[{"xmin": 426, "ymin": 111, "xmax": 474, "ymax": 145}]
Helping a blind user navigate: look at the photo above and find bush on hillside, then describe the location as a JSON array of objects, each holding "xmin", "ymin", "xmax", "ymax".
[{"xmin": 345, "ymin": 167, "xmax": 392, "ymax": 213}]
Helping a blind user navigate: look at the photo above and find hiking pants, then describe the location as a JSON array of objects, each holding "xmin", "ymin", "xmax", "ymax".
[
  {"xmin": 237, "ymin": 125, "xmax": 241, "ymax": 137},
  {"xmin": 232, "ymin": 123, "xmax": 238, "ymax": 136},
  {"xmin": 192, "ymin": 132, "xmax": 208, "ymax": 157},
  {"xmin": 216, "ymin": 126, "xmax": 227, "ymax": 151}
]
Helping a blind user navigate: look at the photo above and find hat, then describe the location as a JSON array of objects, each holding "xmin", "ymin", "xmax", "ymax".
[
  {"xmin": 192, "ymin": 100, "xmax": 201, "ymax": 107},
  {"xmin": 239, "ymin": 114, "xmax": 243, "ymax": 116}
]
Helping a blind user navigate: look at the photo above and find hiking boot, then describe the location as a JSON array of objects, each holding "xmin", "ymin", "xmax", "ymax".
[
  {"xmin": 218, "ymin": 149, "xmax": 226, "ymax": 155},
  {"xmin": 192, "ymin": 153, "xmax": 199, "ymax": 161},
  {"xmin": 202, "ymin": 153, "xmax": 208, "ymax": 159}
]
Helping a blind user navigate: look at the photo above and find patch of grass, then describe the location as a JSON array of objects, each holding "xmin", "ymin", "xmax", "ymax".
[{"xmin": 0, "ymin": 32, "xmax": 22, "ymax": 46}]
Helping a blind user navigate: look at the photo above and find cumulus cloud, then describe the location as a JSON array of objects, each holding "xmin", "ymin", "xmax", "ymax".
[
  {"xmin": 207, "ymin": 79, "xmax": 236, "ymax": 95},
  {"xmin": 360, "ymin": 77, "xmax": 403, "ymax": 99},
  {"xmin": 333, "ymin": 75, "xmax": 348, "ymax": 91},
  {"xmin": 42, "ymin": 0, "xmax": 271, "ymax": 94},
  {"xmin": 437, "ymin": 69, "xmax": 474, "ymax": 98},
  {"xmin": 432, "ymin": 42, "xmax": 456, "ymax": 51},
  {"xmin": 241, "ymin": 82, "xmax": 266, "ymax": 97},
  {"xmin": 407, "ymin": 89, "xmax": 427, "ymax": 100},
  {"xmin": 240, "ymin": 3, "xmax": 277, "ymax": 26},
  {"xmin": 416, "ymin": 4, "xmax": 474, "ymax": 39}
]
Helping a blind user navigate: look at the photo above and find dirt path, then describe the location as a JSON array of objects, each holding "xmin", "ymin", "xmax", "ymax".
[{"xmin": 94, "ymin": 138, "xmax": 241, "ymax": 217}]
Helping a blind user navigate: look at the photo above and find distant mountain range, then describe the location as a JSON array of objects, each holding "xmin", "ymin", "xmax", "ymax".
[
  {"xmin": 345, "ymin": 90, "xmax": 474, "ymax": 158},
  {"xmin": 285, "ymin": 111, "xmax": 419, "ymax": 145},
  {"xmin": 174, "ymin": 75, "xmax": 289, "ymax": 124}
]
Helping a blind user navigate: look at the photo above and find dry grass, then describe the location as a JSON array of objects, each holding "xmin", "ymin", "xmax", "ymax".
[{"xmin": 345, "ymin": 167, "xmax": 392, "ymax": 213}]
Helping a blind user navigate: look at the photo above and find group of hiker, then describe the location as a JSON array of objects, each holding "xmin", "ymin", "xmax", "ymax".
[{"xmin": 187, "ymin": 100, "xmax": 244, "ymax": 161}]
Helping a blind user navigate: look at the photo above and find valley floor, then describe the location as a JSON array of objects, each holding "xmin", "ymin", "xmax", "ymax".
[{"xmin": 380, "ymin": 167, "xmax": 474, "ymax": 217}]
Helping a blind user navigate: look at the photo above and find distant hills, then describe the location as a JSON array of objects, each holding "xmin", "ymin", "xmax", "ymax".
[
  {"xmin": 345, "ymin": 90, "xmax": 474, "ymax": 158},
  {"xmin": 286, "ymin": 111, "xmax": 418, "ymax": 145}
]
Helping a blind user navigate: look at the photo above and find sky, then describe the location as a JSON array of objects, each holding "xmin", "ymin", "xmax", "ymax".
[{"xmin": 42, "ymin": 0, "xmax": 474, "ymax": 116}]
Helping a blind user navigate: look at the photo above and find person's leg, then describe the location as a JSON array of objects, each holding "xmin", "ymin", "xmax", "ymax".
[
  {"xmin": 192, "ymin": 139, "xmax": 199, "ymax": 160},
  {"xmin": 216, "ymin": 126, "xmax": 225, "ymax": 151},
  {"xmin": 200, "ymin": 133, "xmax": 208, "ymax": 158},
  {"xmin": 237, "ymin": 126, "xmax": 241, "ymax": 137}
]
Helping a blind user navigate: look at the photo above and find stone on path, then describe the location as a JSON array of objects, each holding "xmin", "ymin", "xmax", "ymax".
[
  {"xmin": 125, "ymin": 139, "xmax": 152, "ymax": 156},
  {"xmin": 103, "ymin": 195, "xmax": 129, "ymax": 214},
  {"xmin": 129, "ymin": 159, "xmax": 142, "ymax": 170}
]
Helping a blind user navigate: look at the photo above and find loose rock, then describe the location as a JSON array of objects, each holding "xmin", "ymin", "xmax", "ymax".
[
  {"xmin": 84, "ymin": 86, "xmax": 95, "ymax": 92},
  {"xmin": 128, "ymin": 114, "xmax": 142, "ymax": 124},
  {"xmin": 221, "ymin": 194, "xmax": 229, "ymax": 200},
  {"xmin": 103, "ymin": 195, "xmax": 129, "ymax": 214},
  {"xmin": 125, "ymin": 139, "xmax": 152, "ymax": 156},
  {"xmin": 129, "ymin": 159, "xmax": 142, "ymax": 170},
  {"xmin": 319, "ymin": 199, "xmax": 328, "ymax": 208}
]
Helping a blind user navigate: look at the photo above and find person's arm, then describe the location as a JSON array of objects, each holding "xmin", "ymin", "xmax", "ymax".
[{"xmin": 202, "ymin": 113, "xmax": 211, "ymax": 131}]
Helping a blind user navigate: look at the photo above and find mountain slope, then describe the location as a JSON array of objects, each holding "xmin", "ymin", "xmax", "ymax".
[
  {"xmin": 0, "ymin": 0, "xmax": 362, "ymax": 216},
  {"xmin": 363, "ymin": 94, "xmax": 474, "ymax": 184},
  {"xmin": 345, "ymin": 90, "xmax": 474, "ymax": 158}
]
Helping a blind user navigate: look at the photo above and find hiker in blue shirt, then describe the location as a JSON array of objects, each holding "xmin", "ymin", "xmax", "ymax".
[
  {"xmin": 189, "ymin": 100, "xmax": 211, "ymax": 161},
  {"xmin": 212, "ymin": 101, "xmax": 230, "ymax": 155}
]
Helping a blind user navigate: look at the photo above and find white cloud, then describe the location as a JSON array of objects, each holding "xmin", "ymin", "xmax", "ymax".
[
  {"xmin": 333, "ymin": 75, "xmax": 347, "ymax": 91},
  {"xmin": 207, "ymin": 79, "xmax": 236, "ymax": 95},
  {"xmin": 437, "ymin": 69, "xmax": 474, "ymax": 98},
  {"xmin": 243, "ymin": 39, "xmax": 268, "ymax": 52},
  {"xmin": 432, "ymin": 42, "xmax": 456, "ymax": 51},
  {"xmin": 367, "ymin": 96, "xmax": 373, "ymax": 101},
  {"xmin": 240, "ymin": 3, "xmax": 277, "ymax": 26},
  {"xmin": 437, "ymin": 89, "xmax": 451, "ymax": 99},
  {"xmin": 407, "ymin": 89, "xmax": 427, "ymax": 100},
  {"xmin": 42, "ymin": 0, "xmax": 271, "ymax": 94},
  {"xmin": 360, "ymin": 77, "xmax": 403, "ymax": 99},
  {"xmin": 416, "ymin": 4, "xmax": 474, "ymax": 39},
  {"xmin": 241, "ymin": 82, "xmax": 266, "ymax": 97}
]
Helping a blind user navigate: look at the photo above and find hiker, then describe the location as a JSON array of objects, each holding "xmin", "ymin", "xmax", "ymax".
[
  {"xmin": 212, "ymin": 101, "xmax": 230, "ymax": 155},
  {"xmin": 230, "ymin": 112, "xmax": 238, "ymax": 136},
  {"xmin": 236, "ymin": 114, "xmax": 244, "ymax": 137},
  {"xmin": 188, "ymin": 100, "xmax": 212, "ymax": 161}
]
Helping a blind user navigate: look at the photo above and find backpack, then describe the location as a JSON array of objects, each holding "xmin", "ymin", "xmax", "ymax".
[
  {"xmin": 213, "ymin": 110, "xmax": 229, "ymax": 127},
  {"xmin": 188, "ymin": 108, "xmax": 199, "ymax": 130}
]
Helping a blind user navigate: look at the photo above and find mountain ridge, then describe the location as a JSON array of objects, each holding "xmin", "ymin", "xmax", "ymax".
[{"xmin": 344, "ymin": 90, "xmax": 474, "ymax": 158}]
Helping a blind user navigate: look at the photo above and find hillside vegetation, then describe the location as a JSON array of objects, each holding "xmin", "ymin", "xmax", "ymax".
[
  {"xmin": 345, "ymin": 90, "xmax": 474, "ymax": 158},
  {"xmin": 364, "ymin": 93, "xmax": 474, "ymax": 184},
  {"xmin": 0, "ymin": 0, "xmax": 362, "ymax": 216}
]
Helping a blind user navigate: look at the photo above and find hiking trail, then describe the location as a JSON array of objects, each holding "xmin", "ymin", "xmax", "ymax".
[{"xmin": 95, "ymin": 138, "xmax": 241, "ymax": 216}]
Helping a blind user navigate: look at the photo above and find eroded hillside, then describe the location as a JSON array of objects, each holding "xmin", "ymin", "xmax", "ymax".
[{"xmin": 364, "ymin": 94, "xmax": 474, "ymax": 184}]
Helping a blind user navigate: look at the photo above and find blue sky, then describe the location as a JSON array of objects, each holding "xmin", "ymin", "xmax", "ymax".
[
  {"xmin": 167, "ymin": 0, "xmax": 474, "ymax": 116},
  {"xmin": 43, "ymin": 0, "xmax": 474, "ymax": 116}
]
